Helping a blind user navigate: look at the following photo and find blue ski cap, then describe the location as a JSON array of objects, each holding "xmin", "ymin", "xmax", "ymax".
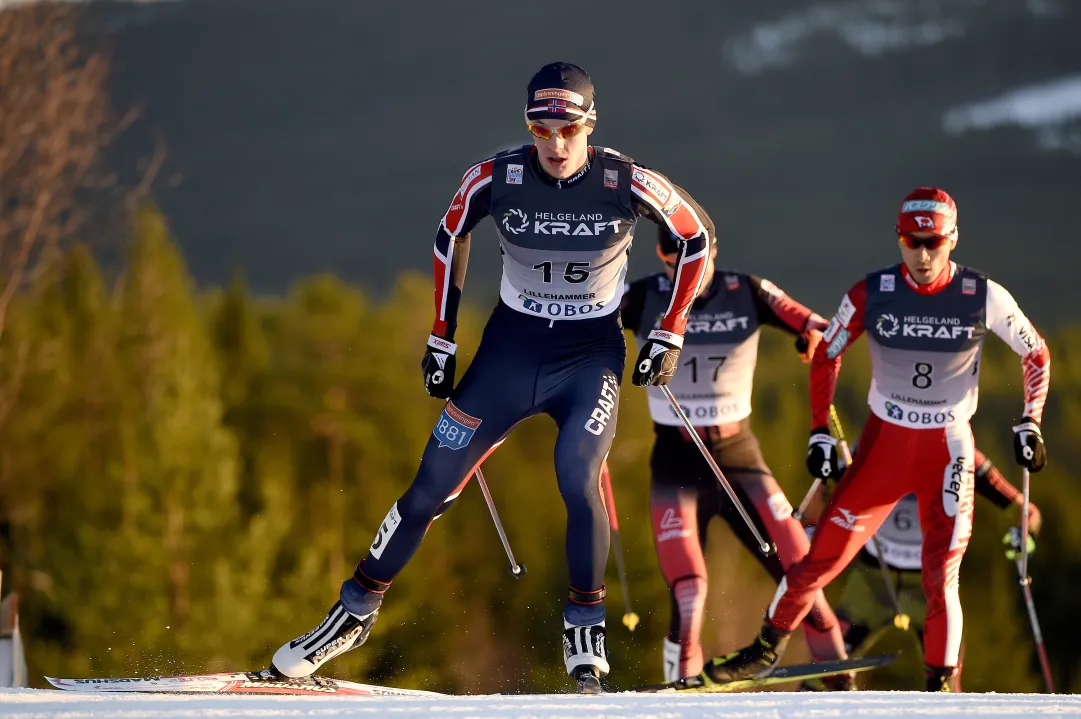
[{"xmin": 525, "ymin": 62, "xmax": 597, "ymax": 127}]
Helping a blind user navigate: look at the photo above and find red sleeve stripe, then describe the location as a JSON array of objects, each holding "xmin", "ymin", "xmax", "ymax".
[
  {"xmin": 1022, "ymin": 341, "xmax": 1050, "ymax": 423},
  {"xmin": 657, "ymin": 246, "xmax": 708, "ymax": 335},
  {"xmin": 666, "ymin": 197, "xmax": 709, "ymax": 240},
  {"xmin": 441, "ymin": 160, "xmax": 494, "ymax": 237},
  {"xmin": 432, "ymin": 232, "xmax": 456, "ymax": 337}
]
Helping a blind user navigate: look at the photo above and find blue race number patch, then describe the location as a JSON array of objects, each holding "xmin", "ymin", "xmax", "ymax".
[{"xmin": 433, "ymin": 401, "xmax": 482, "ymax": 450}]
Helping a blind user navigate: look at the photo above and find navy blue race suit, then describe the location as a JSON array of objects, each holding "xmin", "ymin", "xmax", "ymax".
[{"xmin": 346, "ymin": 145, "xmax": 711, "ymax": 625}]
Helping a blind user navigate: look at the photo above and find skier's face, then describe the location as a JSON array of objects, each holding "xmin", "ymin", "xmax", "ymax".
[
  {"xmin": 899, "ymin": 231, "xmax": 956, "ymax": 284},
  {"xmin": 529, "ymin": 119, "xmax": 593, "ymax": 179}
]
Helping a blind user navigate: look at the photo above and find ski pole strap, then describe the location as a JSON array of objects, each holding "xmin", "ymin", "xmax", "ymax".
[
  {"xmin": 353, "ymin": 563, "xmax": 392, "ymax": 595},
  {"xmin": 569, "ymin": 585, "xmax": 606, "ymax": 605}
]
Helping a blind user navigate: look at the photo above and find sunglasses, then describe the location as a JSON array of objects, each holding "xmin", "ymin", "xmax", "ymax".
[
  {"xmin": 898, "ymin": 232, "xmax": 954, "ymax": 251},
  {"xmin": 526, "ymin": 120, "xmax": 588, "ymax": 141}
]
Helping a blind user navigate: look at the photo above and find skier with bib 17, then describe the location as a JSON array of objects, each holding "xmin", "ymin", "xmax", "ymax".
[
  {"xmin": 619, "ymin": 198, "xmax": 855, "ymax": 687},
  {"xmin": 694, "ymin": 187, "xmax": 1051, "ymax": 692},
  {"xmin": 270, "ymin": 62, "xmax": 712, "ymax": 693}
]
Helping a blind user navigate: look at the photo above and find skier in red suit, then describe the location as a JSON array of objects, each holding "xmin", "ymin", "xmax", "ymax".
[{"xmin": 696, "ymin": 187, "xmax": 1051, "ymax": 692}]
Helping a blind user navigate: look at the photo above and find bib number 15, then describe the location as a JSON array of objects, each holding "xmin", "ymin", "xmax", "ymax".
[{"xmin": 532, "ymin": 261, "xmax": 591, "ymax": 284}]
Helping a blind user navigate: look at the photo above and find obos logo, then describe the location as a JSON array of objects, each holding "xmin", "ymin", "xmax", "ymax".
[
  {"xmin": 501, "ymin": 208, "xmax": 528, "ymax": 235},
  {"xmin": 876, "ymin": 313, "xmax": 900, "ymax": 338},
  {"xmin": 884, "ymin": 401, "xmax": 904, "ymax": 421}
]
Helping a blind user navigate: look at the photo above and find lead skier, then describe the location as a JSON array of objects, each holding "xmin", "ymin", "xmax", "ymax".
[
  {"xmin": 270, "ymin": 62, "xmax": 712, "ymax": 693},
  {"xmin": 695, "ymin": 186, "xmax": 1051, "ymax": 692}
]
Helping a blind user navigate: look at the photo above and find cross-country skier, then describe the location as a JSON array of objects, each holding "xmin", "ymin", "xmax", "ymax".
[
  {"xmin": 619, "ymin": 198, "xmax": 853, "ymax": 687},
  {"xmin": 270, "ymin": 62, "xmax": 712, "ymax": 693},
  {"xmin": 694, "ymin": 186, "xmax": 1051, "ymax": 692},
  {"xmin": 832, "ymin": 449, "xmax": 1042, "ymax": 691}
]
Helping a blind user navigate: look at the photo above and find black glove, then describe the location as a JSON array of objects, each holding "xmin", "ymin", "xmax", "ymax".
[
  {"xmin": 632, "ymin": 332, "xmax": 681, "ymax": 387},
  {"xmin": 806, "ymin": 428, "xmax": 839, "ymax": 481},
  {"xmin": 1012, "ymin": 417, "xmax": 1046, "ymax": 472},
  {"xmin": 421, "ymin": 334, "xmax": 456, "ymax": 399}
]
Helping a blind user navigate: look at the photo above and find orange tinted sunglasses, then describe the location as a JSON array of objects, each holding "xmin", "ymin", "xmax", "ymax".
[
  {"xmin": 527, "ymin": 120, "xmax": 588, "ymax": 141},
  {"xmin": 898, "ymin": 233, "xmax": 954, "ymax": 251}
]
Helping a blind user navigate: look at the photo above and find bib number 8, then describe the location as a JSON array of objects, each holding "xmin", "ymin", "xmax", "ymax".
[{"xmin": 912, "ymin": 362, "xmax": 934, "ymax": 389}]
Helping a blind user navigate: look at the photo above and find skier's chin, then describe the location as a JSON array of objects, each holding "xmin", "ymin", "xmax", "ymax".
[{"xmin": 542, "ymin": 155, "xmax": 571, "ymax": 177}]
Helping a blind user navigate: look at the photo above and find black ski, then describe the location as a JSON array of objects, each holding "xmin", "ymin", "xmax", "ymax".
[{"xmin": 632, "ymin": 654, "xmax": 896, "ymax": 693}]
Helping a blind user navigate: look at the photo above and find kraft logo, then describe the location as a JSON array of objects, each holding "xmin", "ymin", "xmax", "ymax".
[
  {"xmin": 876, "ymin": 313, "xmax": 900, "ymax": 338},
  {"xmin": 501, "ymin": 208, "xmax": 528, "ymax": 235},
  {"xmin": 830, "ymin": 507, "xmax": 871, "ymax": 532}
]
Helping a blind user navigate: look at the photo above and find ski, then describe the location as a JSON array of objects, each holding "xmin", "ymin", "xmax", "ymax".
[
  {"xmin": 45, "ymin": 670, "xmax": 445, "ymax": 697},
  {"xmin": 632, "ymin": 654, "xmax": 896, "ymax": 693},
  {"xmin": 46, "ymin": 654, "xmax": 894, "ymax": 697}
]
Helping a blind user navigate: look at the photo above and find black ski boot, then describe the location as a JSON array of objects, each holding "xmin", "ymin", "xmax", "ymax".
[
  {"xmin": 701, "ymin": 620, "xmax": 791, "ymax": 685},
  {"xmin": 573, "ymin": 666, "xmax": 604, "ymax": 694},
  {"xmin": 925, "ymin": 665, "xmax": 958, "ymax": 692}
]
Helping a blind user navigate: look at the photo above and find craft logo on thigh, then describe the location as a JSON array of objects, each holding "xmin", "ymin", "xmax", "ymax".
[
  {"xmin": 433, "ymin": 401, "xmax": 482, "ymax": 450},
  {"xmin": 368, "ymin": 502, "xmax": 402, "ymax": 559},
  {"xmin": 584, "ymin": 374, "xmax": 619, "ymax": 436}
]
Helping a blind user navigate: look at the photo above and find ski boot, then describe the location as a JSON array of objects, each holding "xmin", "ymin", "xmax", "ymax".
[
  {"xmin": 271, "ymin": 579, "xmax": 383, "ymax": 678},
  {"xmin": 701, "ymin": 620, "xmax": 791, "ymax": 684},
  {"xmin": 563, "ymin": 620, "xmax": 609, "ymax": 694},
  {"xmin": 925, "ymin": 665, "xmax": 958, "ymax": 692}
]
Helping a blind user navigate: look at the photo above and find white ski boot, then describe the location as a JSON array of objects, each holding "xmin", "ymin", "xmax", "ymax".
[{"xmin": 271, "ymin": 601, "xmax": 379, "ymax": 678}]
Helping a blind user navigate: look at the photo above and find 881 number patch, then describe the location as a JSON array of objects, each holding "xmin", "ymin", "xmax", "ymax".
[{"xmin": 433, "ymin": 401, "xmax": 483, "ymax": 450}]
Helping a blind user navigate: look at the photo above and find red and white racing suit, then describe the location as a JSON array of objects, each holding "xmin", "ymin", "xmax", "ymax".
[{"xmin": 767, "ymin": 261, "xmax": 1050, "ymax": 672}]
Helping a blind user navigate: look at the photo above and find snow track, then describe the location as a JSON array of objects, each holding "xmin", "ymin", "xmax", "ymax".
[{"xmin": 3, "ymin": 688, "xmax": 1080, "ymax": 718}]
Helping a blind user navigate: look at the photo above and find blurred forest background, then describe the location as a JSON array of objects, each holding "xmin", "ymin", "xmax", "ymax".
[{"xmin": 1, "ymin": 0, "xmax": 1079, "ymax": 695}]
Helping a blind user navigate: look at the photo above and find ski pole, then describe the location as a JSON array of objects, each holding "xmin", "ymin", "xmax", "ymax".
[
  {"xmin": 1019, "ymin": 468, "xmax": 1032, "ymax": 589},
  {"xmin": 659, "ymin": 385, "xmax": 774, "ymax": 555},
  {"xmin": 600, "ymin": 461, "xmax": 640, "ymax": 631},
  {"xmin": 1015, "ymin": 468, "xmax": 1054, "ymax": 692},
  {"xmin": 474, "ymin": 466, "xmax": 526, "ymax": 578},
  {"xmin": 791, "ymin": 479, "xmax": 822, "ymax": 522},
  {"xmin": 828, "ymin": 406, "xmax": 911, "ymax": 631}
]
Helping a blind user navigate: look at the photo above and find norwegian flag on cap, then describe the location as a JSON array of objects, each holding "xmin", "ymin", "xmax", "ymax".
[
  {"xmin": 896, "ymin": 187, "xmax": 957, "ymax": 236},
  {"xmin": 525, "ymin": 62, "xmax": 597, "ymax": 125}
]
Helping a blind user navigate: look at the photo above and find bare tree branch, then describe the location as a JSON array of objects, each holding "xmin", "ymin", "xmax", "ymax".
[{"xmin": 0, "ymin": 4, "xmax": 113, "ymax": 342}]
